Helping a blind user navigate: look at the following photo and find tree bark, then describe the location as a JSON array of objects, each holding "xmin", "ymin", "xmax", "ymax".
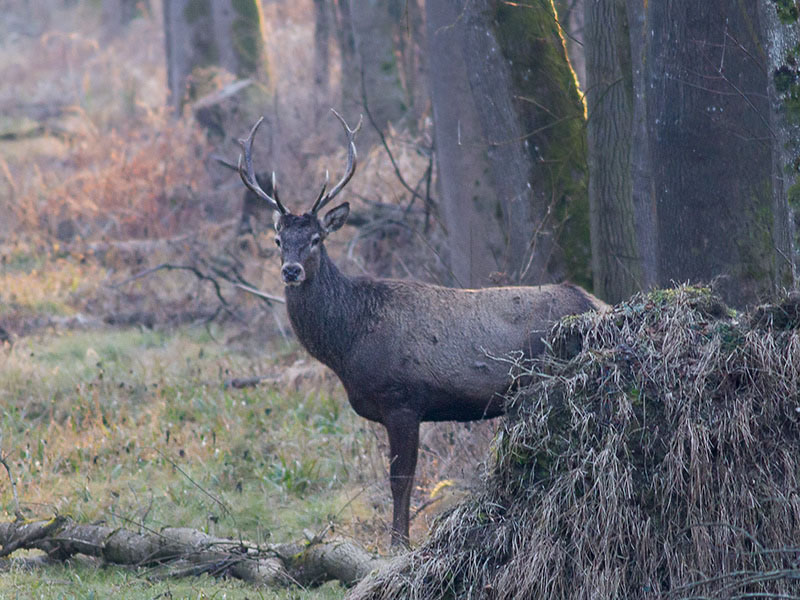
[
  {"xmin": 429, "ymin": 0, "xmax": 590, "ymax": 287},
  {"xmin": 756, "ymin": 0, "xmax": 800, "ymax": 289},
  {"xmin": 584, "ymin": 0, "xmax": 642, "ymax": 303},
  {"xmin": 0, "ymin": 516, "xmax": 386, "ymax": 588},
  {"xmin": 645, "ymin": 1, "xmax": 776, "ymax": 305},
  {"xmin": 587, "ymin": 1, "xmax": 787, "ymax": 306},
  {"xmin": 426, "ymin": 0, "xmax": 503, "ymax": 287}
]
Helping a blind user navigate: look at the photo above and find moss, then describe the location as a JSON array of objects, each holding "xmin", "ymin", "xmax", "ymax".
[
  {"xmin": 789, "ymin": 181, "xmax": 800, "ymax": 209},
  {"xmin": 735, "ymin": 181, "xmax": 775, "ymax": 287},
  {"xmin": 493, "ymin": 0, "xmax": 591, "ymax": 288},
  {"xmin": 231, "ymin": 0, "xmax": 268, "ymax": 79},
  {"xmin": 772, "ymin": 0, "xmax": 799, "ymax": 23}
]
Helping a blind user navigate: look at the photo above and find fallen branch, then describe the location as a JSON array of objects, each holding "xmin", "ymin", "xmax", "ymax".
[
  {"xmin": 0, "ymin": 516, "xmax": 387, "ymax": 588},
  {"xmin": 224, "ymin": 375, "xmax": 279, "ymax": 389}
]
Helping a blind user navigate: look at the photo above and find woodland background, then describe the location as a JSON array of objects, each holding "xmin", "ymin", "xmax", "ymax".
[{"xmin": 0, "ymin": 0, "xmax": 798, "ymax": 598}]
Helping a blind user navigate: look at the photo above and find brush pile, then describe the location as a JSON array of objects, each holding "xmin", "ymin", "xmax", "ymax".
[{"xmin": 350, "ymin": 286, "xmax": 800, "ymax": 600}]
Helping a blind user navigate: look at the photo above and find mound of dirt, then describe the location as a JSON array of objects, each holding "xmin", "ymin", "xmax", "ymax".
[{"xmin": 349, "ymin": 286, "xmax": 800, "ymax": 600}]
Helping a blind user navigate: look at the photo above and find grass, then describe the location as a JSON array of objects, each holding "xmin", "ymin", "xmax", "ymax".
[
  {"xmin": 0, "ymin": 324, "xmax": 384, "ymax": 599},
  {"xmin": 2, "ymin": 562, "xmax": 346, "ymax": 599}
]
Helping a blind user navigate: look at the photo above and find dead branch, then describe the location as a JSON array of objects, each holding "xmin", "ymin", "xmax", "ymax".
[
  {"xmin": 224, "ymin": 375, "xmax": 279, "ymax": 389},
  {"xmin": 0, "ymin": 516, "xmax": 387, "ymax": 588}
]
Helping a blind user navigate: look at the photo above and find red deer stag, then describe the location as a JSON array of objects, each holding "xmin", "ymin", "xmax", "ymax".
[{"xmin": 237, "ymin": 111, "xmax": 607, "ymax": 546}]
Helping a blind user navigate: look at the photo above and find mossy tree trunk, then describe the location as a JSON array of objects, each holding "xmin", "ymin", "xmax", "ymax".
[
  {"xmin": 429, "ymin": 0, "xmax": 590, "ymax": 287},
  {"xmin": 757, "ymin": 0, "xmax": 800, "ymax": 289},
  {"xmin": 586, "ymin": 0, "xmax": 791, "ymax": 305},
  {"xmin": 162, "ymin": 0, "xmax": 269, "ymax": 111}
]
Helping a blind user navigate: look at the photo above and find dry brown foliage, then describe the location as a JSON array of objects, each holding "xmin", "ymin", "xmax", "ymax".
[{"xmin": 350, "ymin": 286, "xmax": 800, "ymax": 600}]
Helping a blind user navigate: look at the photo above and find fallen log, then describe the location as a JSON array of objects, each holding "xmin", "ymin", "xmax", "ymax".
[{"xmin": 0, "ymin": 517, "xmax": 386, "ymax": 588}]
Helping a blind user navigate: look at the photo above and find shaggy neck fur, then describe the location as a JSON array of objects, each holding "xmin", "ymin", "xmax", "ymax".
[{"xmin": 284, "ymin": 245, "xmax": 380, "ymax": 374}]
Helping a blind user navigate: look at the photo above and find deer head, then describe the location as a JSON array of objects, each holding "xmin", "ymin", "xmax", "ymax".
[{"xmin": 237, "ymin": 111, "xmax": 362, "ymax": 286}]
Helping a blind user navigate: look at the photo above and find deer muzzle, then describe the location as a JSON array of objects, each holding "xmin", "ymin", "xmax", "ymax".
[{"xmin": 281, "ymin": 263, "xmax": 306, "ymax": 286}]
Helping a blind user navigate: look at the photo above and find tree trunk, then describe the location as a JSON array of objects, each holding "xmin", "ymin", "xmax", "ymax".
[
  {"xmin": 427, "ymin": 0, "xmax": 502, "ymax": 287},
  {"xmin": 332, "ymin": 0, "xmax": 362, "ymax": 120},
  {"xmin": 587, "ymin": 0, "xmax": 789, "ymax": 306},
  {"xmin": 0, "ymin": 516, "xmax": 386, "ymax": 588},
  {"xmin": 625, "ymin": 0, "xmax": 659, "ymax": 291},
  {"xmin": 429, "ymin": 0, "xmax": 590, "ymax": 287},
  {"xmin": 348, "ymin": 0, "xmax": 407, "ymax": 145},
  {"xmin": 643, "ymin": 1, "xmax": 776, "ymax": 305},
  {"xmin": 162, "ymin": 0, "xmax": 268, "ymax": 111},
  {"xmin": 584, "ymin": 0, "xmax": 642, "ymax": 303},
  {"xmin": 313, "ymin": 0, "xmax": 332, "ymax": 118},
  {"xmin": 390, "ymin": 0, "xmax": 427, "ymax": 129},
  {"xmin": 757, "ymin": 0, "xmax": 800, "ymax": 289}
]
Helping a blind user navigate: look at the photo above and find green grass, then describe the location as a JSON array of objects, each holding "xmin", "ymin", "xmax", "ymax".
[
  {"xmin": 2, "ymin": 561, "xmax": 347, "ymax": 599},
  {"xmin": 0, "ymin": 325, "xmax": 383, "ymax": 598}
]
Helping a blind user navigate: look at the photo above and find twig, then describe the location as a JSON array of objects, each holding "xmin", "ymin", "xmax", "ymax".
[
  {"xmin": 232, "ymin": 282, "xmax": 285, "ymax": 304},
  {"xmin": 358, "ymin": 64, "xmax": 437, "ymax": 211},
  {"xmin": 113, "ymin": 263, "xmax": 229, "ymax": 307},
  {"xmin": 0, "ymin": 436, "xmax": 22, "ymax": 520},
  {"xmin": 154, "ymin": 449, "xmax": 234, "ymax": 523}
]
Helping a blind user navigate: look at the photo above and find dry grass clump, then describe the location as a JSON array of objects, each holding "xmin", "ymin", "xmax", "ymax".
[{"xmin": 350, "ymin": 286, "xmax": 800, "ymax": 600}]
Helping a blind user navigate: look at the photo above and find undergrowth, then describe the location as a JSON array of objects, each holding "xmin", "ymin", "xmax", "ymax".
[{"xmin": 350, "ymin": 287, "xmax": 800, "ymax": 600}]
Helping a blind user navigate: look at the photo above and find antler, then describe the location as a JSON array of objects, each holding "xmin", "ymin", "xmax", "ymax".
[
  {"xmin": 310, "ymin": 109, "xmax": 363, "ymax": 215},
  {"xmin": 237, "ymin": 117, "xmax": 288, "ymax": 215}
]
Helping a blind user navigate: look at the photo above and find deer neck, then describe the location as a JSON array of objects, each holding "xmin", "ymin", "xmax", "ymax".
[{"xmin": 284, "ymin": 246, "xmax": 369, "ymax": 372}]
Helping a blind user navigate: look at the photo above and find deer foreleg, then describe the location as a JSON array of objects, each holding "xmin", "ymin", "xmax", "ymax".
[{"xmin": 384, "ymin": 409, "xmax": 420, "ymax": 547}]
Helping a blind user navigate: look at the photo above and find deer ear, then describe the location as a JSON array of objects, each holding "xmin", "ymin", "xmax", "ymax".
[
  {"xmin": 273, "ymin": 210, "xmax": 282, "ymax": 231},
  {"xmin": 322, "ymin": 202, "xmax": 349, "ymax": 233}
]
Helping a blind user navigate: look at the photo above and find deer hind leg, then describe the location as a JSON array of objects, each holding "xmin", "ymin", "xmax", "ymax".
[{"xmin": 384, "ymin": 409, "xmax": 420, "ymax": 547}]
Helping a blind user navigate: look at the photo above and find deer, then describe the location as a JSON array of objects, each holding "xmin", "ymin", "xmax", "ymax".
[{"xmin": 237, "ymin": 111, "xmax": 607, "ymax": 546}]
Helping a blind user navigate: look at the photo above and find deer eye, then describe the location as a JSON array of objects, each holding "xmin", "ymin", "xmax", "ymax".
[
  {"xmin": 310, "ymin": 235, "xmax": 321, "ymax": 247},
  {"xmin": 274, "ymin": 237, "xmax": 281, "ymax": 248}
]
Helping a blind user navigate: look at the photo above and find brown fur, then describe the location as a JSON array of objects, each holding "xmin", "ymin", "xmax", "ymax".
[{"xmin": 274, "ymin": 207, "xmax": 607, "ymax": 545}]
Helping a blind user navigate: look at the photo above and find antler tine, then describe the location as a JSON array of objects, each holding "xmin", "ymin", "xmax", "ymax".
[
  {"xmin": 311, "ymin": 109, "xmax": 363, "ymax": 215},
  {"xmin": 237, "ymin": 117, "xmax": 288, "ymax": 215}
]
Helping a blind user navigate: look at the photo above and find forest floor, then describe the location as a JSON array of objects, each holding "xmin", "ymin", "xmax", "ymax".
[
  {"xmin": 0, "ymin": 250, "xmax": 494, "ymax": 599},
  {"xmin": 0, "ymin": 2, "xmax": 485, "ymax": 597}
]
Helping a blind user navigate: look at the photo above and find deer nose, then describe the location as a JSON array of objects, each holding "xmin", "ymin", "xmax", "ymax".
[{"xmin": 281, "ymin": 263, "xmax": 305, "ymax": 285}]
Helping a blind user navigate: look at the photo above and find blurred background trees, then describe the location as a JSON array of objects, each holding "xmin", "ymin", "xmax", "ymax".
[{"xmin": 0, "ymin": 0, "xmax": 798, "ymax": 321}]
